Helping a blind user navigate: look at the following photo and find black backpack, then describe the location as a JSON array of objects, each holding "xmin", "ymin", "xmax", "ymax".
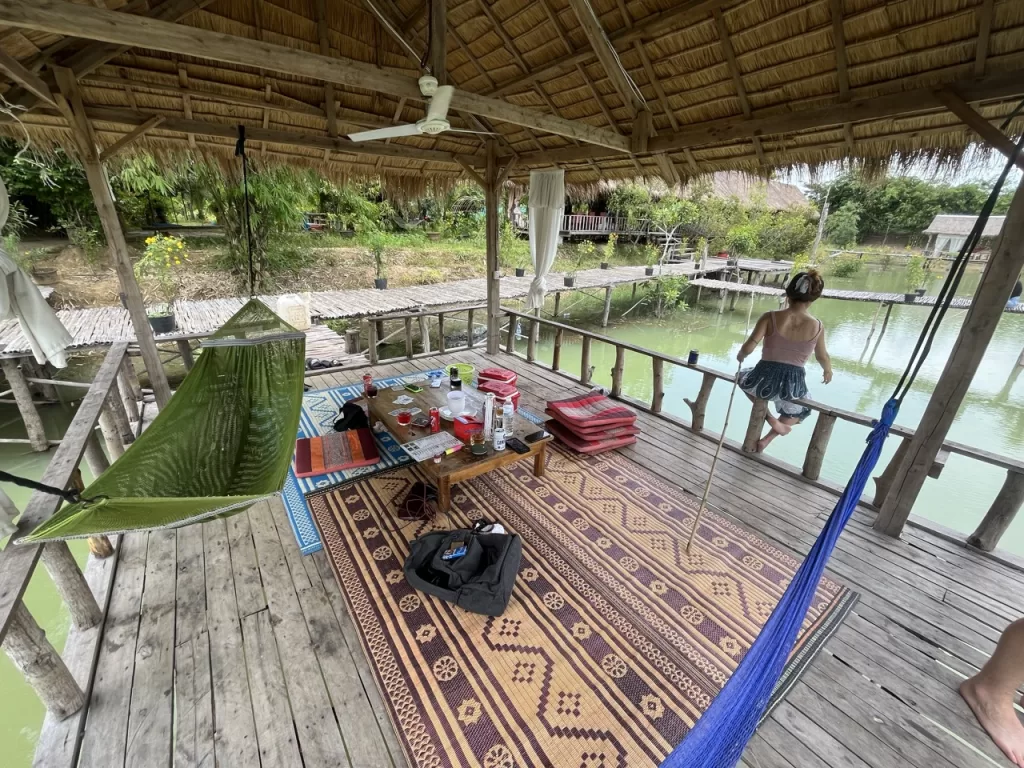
[{"xmin": 404, "ymin": 527, "xmax": 522, "ymax": 616}]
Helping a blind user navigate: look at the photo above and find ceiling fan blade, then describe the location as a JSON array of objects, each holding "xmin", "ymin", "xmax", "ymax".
[
  {"xmin": 347, "ymin": 124, "xmax": 420, "ymax": 142},
  {"xmin": 446, "ymin": 129, "xmax": 500, "ymax": 135},
  {"xmin": 426, "ymin": 85, "xmax": 454, "ymax": 123}
]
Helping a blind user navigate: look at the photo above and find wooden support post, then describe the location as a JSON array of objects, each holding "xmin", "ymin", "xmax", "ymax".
[
  {"xmin": 743, "ymin": 399, "xmax": 768, "ymax": 452},
  {"xmin": 872, "ymin": 436, "xmax": 910, "ymax": 507},
  {"xmin": 375, "ymin": 320, "xmax": 385, "ymax": 345},
  {"xmin": 684, "ymin": 372, "xmax": 715, "ymax": 432},
  {"xmin": 1, "ymin": 359, "xmax": 48, "ymax": 452},
  {"xmin": 484, "ymin": 142, "xmax": 501, "ymax": 354},
  {"xmin": 1017, "ymin": 341, "xmax": 1024, "ymax": 367},
  {"xmin": 466, "ymin": 309, "xmax": 476, "ymax": 348},
  {"xmin": 651, "ymin": 357, "xmax": 664, "ymax": 413},
  {"xmin": 344, "ymin": 328, "xmax": 360, "ymax": 354},
  {"xmin": 967, "ymin": 469, "xmax": 1024, "ymax": 551},
  {"xmin": 82, "ymin": 429, "xmax": 109, "ymax": 480},
  {"xmin": 505, "ymin": 313, "xmax": 516, "ymax": 355},
  {"xmin": 120, "ymin": 358, "xmax": 142, "ymax": 402},
  {"xmin": 437, "ymin": 314, "xmax": 446, "ymax": 354},
  {"xmin": 54, "ymin": 69, "xmax": 172, "ymax": 409},
  {"xmin": 728, "ymin": 291, "xmax": 738, "ymax": 311},
  {"xmin": 631, "ymin": 282, "xmax": 637, "ymax": 299},
  {"xmin": 527, "ymin": 313, "xmax": 538, "ymax": 362},
  {"xmin": 580, "ymin": 336, "xmax": 592, "ymax": 386},
  {"xmin": 601, "ymin": 286, "xmax": 613, "ymax": 327},
  {"xmin": 367, "ymin": 320, "xmax": 379, "ymax": 365},
  {"xmin": 875, "ymin": 181, "xmax": 1024, "ymax": 537},
  {"xmin": 404, "ymin": 316, "xmax": 414, "ymax": 359},
  {"xmin": 104, "ymin": 390, "xmax": 133, "ymax": 446},
  {"xmin": 23, "ymin": 360, "xmax": 57, "ymax": 400},
  {"xmin": 176, "ymin": 339, "xmax": 195, "ymax": 370},
  {"xmin": 553, "ymin": 292, "xmax": 561, "ymax": 317},
  {"xmin": 116, "ymin": 366, "xmax": 139, "ymax": 424},
  {"xmin": 97, "ymin": 403, "xmax": 125, "ymax": 460},
  {"xmin": 552, "ymin": 328, "xmax": 563, "ymax": 371},
  {"xmin": 610, "ymin": 345, "xmax": 625, "ymax": 398},
  {"xmin": 3, "ymin": 602, "xmax": 85, "ymax": 720},
  {"xmin": 0, "ymin": 486, "xmax": 17, "ymax": 537},
  {"xmin": 40, "ymin": 543, "xmax": 102, "ymax": 629},
  {"xmin": 802, "ymin": 412, "xmax": 836, "ymax": 481},
  {"xmin": 417, "ymin": 314, "xmax": 430, "ymax": 354}
]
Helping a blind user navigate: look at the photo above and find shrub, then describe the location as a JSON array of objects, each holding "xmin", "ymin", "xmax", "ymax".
[
  {"xmin": 135, "ymin": 234, "xmax": 188, "ymax": 310},
  {"xmin": 905, "ymin": 254, "xmax": 926, "ymax": 290},
  {"xmin": 824, "ymin": 252, "xmax": 862, "ymax": 277}
]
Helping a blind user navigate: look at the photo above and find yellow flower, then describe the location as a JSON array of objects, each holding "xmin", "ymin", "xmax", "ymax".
[{"xmin": 176, "ymin": 242, "xmax": 183, "ymax": 249}]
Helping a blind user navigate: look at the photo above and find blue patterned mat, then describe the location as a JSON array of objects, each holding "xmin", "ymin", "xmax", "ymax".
[{"xmin": 282, "ymin": 369, "xmax": 543, "ymax": 554}]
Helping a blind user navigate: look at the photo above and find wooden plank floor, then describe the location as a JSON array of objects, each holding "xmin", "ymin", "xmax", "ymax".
[{"xmin": 50, "ymin": 349, "xmax": 1023, "ymax": 768}]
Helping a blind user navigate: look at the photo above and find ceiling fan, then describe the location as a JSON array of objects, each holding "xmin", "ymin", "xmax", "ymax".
[{"xmin": 347, "ymin": 76, "xmax": 496, "ymax": 143}]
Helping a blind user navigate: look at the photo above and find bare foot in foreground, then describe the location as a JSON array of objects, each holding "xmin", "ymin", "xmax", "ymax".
[
  {"xmin": 766, "ymin": 415, "xmax": 792, "ymax": 436},
  {"xmin": 960, "ymin": 677, "xmax": 1024, "ymax": 766},
  {"xmin": 756, "ymin": 435, "xmax": 773, "ymax": 453}
]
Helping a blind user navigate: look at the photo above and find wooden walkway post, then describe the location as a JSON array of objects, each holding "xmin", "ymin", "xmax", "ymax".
[
  {"xmin": 175, "ymin": 339, "xmax": 195, "ymax": 370},
  {"xmin": 967, "ymin": 469, "xmax": 1024, "ymax": 551},
  {"xmin": 875, "ymin": 181, "xmax": 1024, "ymax": 537},
  {"xmin": 53, "ymin": 67, "xmax": 172, "ymax": 409},
  {"xmin": 485, "ymin": 142, "xmax": 501, "ymax": 354},
  {"xmin": 684, "ymin": 372, "xmax": 715, "ymax": 432},
  {"xmin": 1, "ymin": 358, "xmax": 48, "ymax": 452},
  {"xmin": 601, "ymin": 286, "xmax": 613, "ymax": 326}
]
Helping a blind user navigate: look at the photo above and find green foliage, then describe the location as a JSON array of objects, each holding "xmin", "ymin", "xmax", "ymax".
[
  {"xmin": 789, "ymin": 251, "xmax": 810, "ymax": 276},
  {"xmin": 135, "ymin": 234, "xmax": 189, "ymax": 308},
  {"xmin": 318, "ymin": 182, "xmax": 378, "ymax": 232},
  {"xmin": 61, "ymin": 212, "xmax": 106, "ymax": 267},
  {"xmin": 644, "ymin": 243, "xmax": 660, "ymax": 266},
  {"xmin": 725, "ymin": 223, "xmax": 759, "ymax": 257},
  {"xmin": 904, "ymin": 253, "xmax": 926, "ymax": 289},
  {"xmin": 607, "ymin": 184, "xmax": 652, "ymax": 226},
  {"xmin": 808, "ymin": 172, "xmax": 1015, "ymax": 243},
  {"xmin": 500, "ymin": 218, "xmax": 529, "ymax": 269},
  {"xmin": 824, "ymin": 252, "xmax": 862, "ymax": 277},
  {"xmin": 365, "ymin": 231, "xmax": 390, "ymax": 279},
  {"xmin": 824, "ymin": 201, "xmax": 861, "ymax": 248},
  {"xmin": 647, "ymin": 276, "xmax": 689, "ymax": 318}
]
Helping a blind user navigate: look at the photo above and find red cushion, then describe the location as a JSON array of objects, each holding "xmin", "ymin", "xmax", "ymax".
[
  {"xmin": 546, "ymin": 419, "xmax": 637, "ymax": 455},
  {"xmin": 545, "ymin": 410, "xmax": 640, "ymax": 438},
  {"xmin": 294, "ymin": 428, "xmax": 380, "ymax": 477},
  {"xmin": 478, "ymin": 380, "xmax": 521, "ymax": 409},
  {"xmin": 547, "ymin": 392, "xmax": 636, "ymax": 427}
]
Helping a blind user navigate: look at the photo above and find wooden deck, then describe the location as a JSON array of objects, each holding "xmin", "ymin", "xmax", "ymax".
[{"xmin": 44, "ymin": 348, "xmax": 1024, "ymax": 768}]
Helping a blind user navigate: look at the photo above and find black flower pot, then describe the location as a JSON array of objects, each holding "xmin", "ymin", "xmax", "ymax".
[
  {"xmin": 515, "ymin": 268, "xmax": 526, "ymax": 277},
  {"xmin": 904, "ymin": 292, "xmax": 917, "ymax": 303},
  {"xmin": 600, "ymin": 262, "xmax": 610, "ymax": 269},
  {"xmin": 427, "ymin": 232, "xmax": 441, "ymax": 241},
  {"xmin": 148, "ymin": 313, "xmax": 175, "ymax": 334},
  {"xmin": 374, "ymin": 278, "xmax": 388, "ymax": 290},
  {"xmin": 645, "ymin": 266, "xmax": 655, "ymax": 276},
  {"xmin": 915, "ymin": 287, "xmax": 926, "ymax": 296},
  {"xmin": 563, "ymin": 276, "xmax": 576, "ymax": 287}
]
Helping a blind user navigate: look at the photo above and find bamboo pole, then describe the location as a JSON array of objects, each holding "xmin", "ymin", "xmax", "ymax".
[
  {"xmin": 1, "ymin": 359, "xmax": 48, "ymax": 452},
  {"xmin": 466, "ymin": 309, "xmax": 476, "ymax": 348},
  {"xmin": 580, "ymin": 336, "xmax": 592, "ymax": 386},
  {"xmin": 116, "ymin": 366, "xmax": 139, "ymax": 424},
  {"xmin": 610, "ymin": 346, "xmax": 625, "ymax": 397},
  {"xmin": 0, "ymin": 487, "xmax": 17, "ymax": 538},
  {"xmin": 404, "ymin": 316, "xmax": 414, "ymax": 359},
  {"xmin": 484, "ymin": 141, "xmax": 501, "ymax": 354},
  {"xmin": 418, "ymin": 314, "xmax": 431, "ymax": 354},
  {"xmin": 505, "ymin": 313, "xmax": 516, "ymax": 354}
]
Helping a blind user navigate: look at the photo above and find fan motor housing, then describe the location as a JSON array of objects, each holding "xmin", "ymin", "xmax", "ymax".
[{"xmin": 418, "ymin": 119, "xmax": 450, "ymax": 135}]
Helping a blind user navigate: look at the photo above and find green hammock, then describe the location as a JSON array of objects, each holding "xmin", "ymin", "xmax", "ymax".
[{"xmin": 22, "ymin": 299, "xmax": 306, "ymax": 543}]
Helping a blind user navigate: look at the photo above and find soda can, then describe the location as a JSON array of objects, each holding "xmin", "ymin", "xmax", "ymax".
[
  {"xmin": 688, "ymin": 350, "xmax": 699, "ymax": 365},
  {"xmin": 429, "ymin": 407, "xmax": 441, "ymax": 433}
]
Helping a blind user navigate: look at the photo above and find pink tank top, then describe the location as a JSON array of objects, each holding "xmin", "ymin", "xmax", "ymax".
[{"xmin": 762, "ymin": 311, "xmax": 821, "ymax": 366}]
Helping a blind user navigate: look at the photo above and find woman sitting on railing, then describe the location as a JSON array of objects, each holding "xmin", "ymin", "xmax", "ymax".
[{"xmin": 736, "ymin": 270, "xmax": 833, "ymax": 452}]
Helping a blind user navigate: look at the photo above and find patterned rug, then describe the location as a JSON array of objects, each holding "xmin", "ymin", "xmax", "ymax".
[{"xmin": 310, "ymin": 445, "xmax": 857, "ymax": 767}]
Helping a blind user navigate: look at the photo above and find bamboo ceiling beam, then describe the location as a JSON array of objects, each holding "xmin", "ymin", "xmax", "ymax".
[
  {"xmin": 0, "ymin": 47, "xmax": 54, "ymax": 105},
  {"xmin": 430, "ymin": 0, "xmax": 446, "ymax": 85},
  {"xmin": 315, "ymin": 0, "xmax": 336, "ymax": 139},
  {"xmin": 828, "ymin": 0, "xmax": 854, "ymax": 152},
  {"xmin": 564, "ymin": 0, "xmax": 645, "ymax": 113},
  {"xmin": 0, "ymin": 0, "xmax": 630, "ymax": 152},
  {"xmin": 975, "ymin": 0, "xmax": 995, "ymax": 78},
  {"xmin": 98, "ymin": 114, "xmax": 163, "ymax": 160},
  {"xmin": 712, "ymin": 7, "xmax": 765, "ymax": 165},
  {"xmin": 936, "ymin": 88, "xmax": 1024, "ymax": 171},
  {"xmin": 488, "ymin": 0, "xmax": 727, "ymax": 98},
  {"xmin": 514, "ymin": 68, "xmax": 1024, "ymax": 166}
]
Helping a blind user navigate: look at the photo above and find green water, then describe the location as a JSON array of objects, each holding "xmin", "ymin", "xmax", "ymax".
[{"xmin": 2, "ymin": 262, "xmax": 1023, "ymax": 765}]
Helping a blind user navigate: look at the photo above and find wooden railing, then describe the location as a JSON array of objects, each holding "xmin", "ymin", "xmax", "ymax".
[
  {"xmin": 0, "ymin": 343, "xmax": 131, "ymax": 739},
  {"xmin": 365, "ymin": 304, "xmax": 488, "ymax": 367},
  {"xmin": 501, "ymin": 307, "xmax": 1024, "ymax": 554}
]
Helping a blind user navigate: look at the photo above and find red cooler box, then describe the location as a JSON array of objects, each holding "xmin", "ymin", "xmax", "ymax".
[
  {"xmin": 477, "ymin": 379, "xmax": 521, "ymax": 410},
  {"xmin": 478, "ymin": 367, "xmax": 518, "ymax": 386}
]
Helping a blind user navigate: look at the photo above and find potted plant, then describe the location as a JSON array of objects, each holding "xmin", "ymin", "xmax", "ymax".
[
  {"xmin": 425, "ymin": 217, "xmax": 442, "ymax": 242},
  {"xmin": 904, "ymin": 254, "xmax": 926, "ymax": 303},
  {"xmin": 601, "ymin": 232, "xmax": 617, "ymax": 269},
  {"xmin": 514, "ymin": 252, "xmax": 529, "ymax": 278},
  {"xmin": 368, "ymin": 232, "xmax": 389, "ymax": 289},
  {"xmin": 644, "ymin": 244, "xmax": 658, "ymax": 276},
  {"xmin": 564, "ymin": 241, "xmax": 593, "ymax": 286},
  {"xmin": 134, "ymin": 234, "xmax": 187, "ymax": 333}
]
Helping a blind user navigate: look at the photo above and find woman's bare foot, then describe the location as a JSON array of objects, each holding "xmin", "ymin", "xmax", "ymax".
[
  {"xmin": 961, "ymin": 677, "xmax": 1024, "ymax": 766},
  {"xmin": 756, "ymin": 435, "xmax": 773, "ymax": 453},
  {"xmin": 766, "ymin": 415, "xmax": 792, "ymax": 436}
]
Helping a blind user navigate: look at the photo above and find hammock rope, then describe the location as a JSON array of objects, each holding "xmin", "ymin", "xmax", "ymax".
[
  {"xmin": 235, "ymin": 125, "xmax": 257, "ymax": 299},
  {"xmin": 662, "ymin": 134, "xmax": 1024, "ymax": 768}
]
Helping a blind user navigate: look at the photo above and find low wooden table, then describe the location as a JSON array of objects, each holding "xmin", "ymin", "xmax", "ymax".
[{"xmin": 364, "ymin": 380, "xmax": 551, "ymax": 512}]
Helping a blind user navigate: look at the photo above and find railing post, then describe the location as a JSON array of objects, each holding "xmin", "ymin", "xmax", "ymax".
[
  {"xmin": 610, "ymin": 346, "xmax": 625, "ymax": 398},
  {"xmin": 802, "ymin": 412, "xmax": 836, "ymax": 481},
  {"xmin": 176, "ymin": 339, "xmax": 195, "ymax": 371},
  {"xmin": 505, "ymin": 313, "xmax": 516, "ymax": 354},
  {"xmin": 344, "ymin": 328, "xmax": 360, "ymax": 354},
  {"xmin": 527, "ymin": 312, "xmax": 538, "ymax": 363},
  {"xmin": 466, "ymin": 309, "xmax": 475, "ymax": 348},
  {"xmin": 552, "ymin": 328, "xmax": 563, "ymax": 371},
  {"xmin": 651, "ymin": 358, "xmax": 664, "ymax": 413},
  {"xmin": 418, "ymin": 313, "xmax": 431, "ymax": 354},
  {"xmin": 684, "ymin": 373, "xmax": 715, "ymax": 432},
  {"xmin": 872, "ymin": 436, "xmax": 911, "ymax": 507},
  {"xmin": 553, "ymin": 292, "xmax": 561, "ymax": 317},
  {"xmin": 437, "ymin": 313, "xmax": 446, "ymax": 354},
  {"xmin": 40, "ymin": 543, "xmax": 102, "ymax": 629},
  {"xmin": 967, "ymin": 469, "xmax": 1024, "ymax": 551},
  {"xmin": 404, "ymin": 316, "xmax": 414, "ymax": 359},
  {"xmin": 116, "ymin": 365, "xmax": 139, "ymax": 424},
  {"xmin": 580, "ymin": 336, "xmax": 592, "ymax": 386},
  {"xmin": 3, "ymin": 602, "xmax": 85, "ymax": 720},
  {"xmin": 1, "ymin": 358, "xmax": 48, "ymax": 452},
  {"xmin": 367, "ymin": 320, "xmax": 379, "ymax": 365},
  {"xmin": 601, "ymin": 286, "xmax": 613, "ymax": 327},
  {"xmin": 743, "ymin": 399, "xmax": 769, "ymax": 452}
]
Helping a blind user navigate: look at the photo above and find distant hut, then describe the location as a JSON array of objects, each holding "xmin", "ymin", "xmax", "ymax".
[{"xmin": 922, "ymin": 214, "xmax": 1005, "ymax": 259}]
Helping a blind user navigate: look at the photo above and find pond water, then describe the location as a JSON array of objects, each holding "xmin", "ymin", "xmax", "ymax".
[{"xmin": 1, "ymin": 260, "xmax": 1022, "ymax": 765}]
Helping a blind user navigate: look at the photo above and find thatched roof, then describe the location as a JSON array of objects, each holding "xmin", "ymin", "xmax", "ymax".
[
  {"xmin": 0, "ymin": 0, "xmax": 1023, "ymax": 192},
  {"xmin": 693, "ymin": 171, "xmax": 808, "ymax": 209},
  {"xmin": 923, "ymin": 213, "xmax": 1005, "ymax": 237}
]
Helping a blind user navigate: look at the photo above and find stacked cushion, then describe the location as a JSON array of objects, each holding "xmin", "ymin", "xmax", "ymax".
[{"xmin": 545, "ymin": 393, "xmax": 638, "ymax": 455}]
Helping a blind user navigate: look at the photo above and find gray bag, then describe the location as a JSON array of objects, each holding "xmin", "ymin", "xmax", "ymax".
[{"xmin": 404, "ymin": 528, "xmax": 522, "ymax": 616}]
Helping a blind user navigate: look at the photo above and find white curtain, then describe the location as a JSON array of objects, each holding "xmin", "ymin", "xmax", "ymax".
[
  {"xmin": 526, "ymin": 169, "xmax": 564, "ymax": 310},
  {"xmin": 0, "ymin": 177, "xmax": 72, "ymax": 367}
]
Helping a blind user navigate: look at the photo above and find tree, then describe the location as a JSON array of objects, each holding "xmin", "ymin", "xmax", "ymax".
[{"xmin": 825, "ymin": 201, "xmax": 861, "ymax": 247}]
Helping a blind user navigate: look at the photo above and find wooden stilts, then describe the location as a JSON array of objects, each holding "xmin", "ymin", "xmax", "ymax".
[
  {"xmin": 40, "ymin": 543, "xmax": 102, "ymax": 629},
  {"xmin": 553, "ymin": 292, "xmax": 561, "ymax": 317},
  {"xmin": 176, "ymin": 339, "xmax": 195, "ymax": 370},
  {"xmin": 466, "ymin": 309, "xmax": 476, "ymax": 348},
  {"xmin": 631, "ymin": 282, "xmax": 637, "ymax": 299},
  {"xmin": 728, "ymin": 291, "xmax": 738, "ymax": 311},
  {"xmin": 120, "ymin": 358, "xmax": 143, "ymax": 402},
  {"xmin": 116, "ymin": 367, "xmax": 139, "ymax": 424},
  {"xmin": 872, "ymin": 437, "xmax": 910, "ymax": 507},
  {"xmin": 527, "ymin": 310, "xmax": 539, "ymax": 362},
  {"xmin": 3, "ymin": 603, "xmax": 85, "ymax": 720},
  {"xmin": 1018, "ymin": 341, "xmax": 1024, "ymax": 367},
  {"xmin": 1, "ymin": 358, "xmax": 49, "ymax": 452},
  {"xmin": 344, "ymin": 328, "xmax": 360, "ymax": 355},
  {"xmin": 82, "ymin": 429, "xmax": 109, "ymax": 479},
  {"xmin": 97, "ymin": 403, "xmax": 125, "ymax": 460},
  {"xmin": 875, "ymin": 181, "xmax": 1024, "ymax": 537},
  {"xmin": 0, "ymin": 486, "xmax": 17, "ymax": 537},
  {"xmin": 24, "ymin": 360, "xmax": 58, "ymax": 401},
  {"xmin": 404, "ymin": 317, "xmax": 414, "ymax": 359},
  {"xmin": 683, "ymin": 372, "xmax": 715, "ymax": 432},
  {"xmin": 105, "ymin": 390, "xmax": 134, "ymax": 446},
  {"xmin": 367, "ymin": 321, "xmax": 379, "ymax": 365},
  {"xmin": 610, "ymin": 346, "xmax": 625, "ymax": 397},
  {"xmin": 67, "ymin": 467, "xmax": 115, "ymax": 559},
  {"xmin": 601, "ymin": 286, "xmax": 613, "ymax": 327},
  {"xmin": 967, "ymin": 469, "xmax": 1024, "ymax": 551},
  {"xmin": 743, "ymin": 399, "xmax": 769, "ymax": 452},
  {"xmin": 505, "ymin": 313, "xmax": 516, "ymax": 354}
]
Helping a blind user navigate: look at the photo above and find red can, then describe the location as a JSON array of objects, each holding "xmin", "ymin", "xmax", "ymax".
[{"xmin": 429, "ymin": 407, "xmax": 441, "ymax": 433}]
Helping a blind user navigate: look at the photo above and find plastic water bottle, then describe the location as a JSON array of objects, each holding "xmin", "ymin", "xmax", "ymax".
[{"xmin": 501, "ymin": 399, "xmax": 514, "ymax": 436}]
